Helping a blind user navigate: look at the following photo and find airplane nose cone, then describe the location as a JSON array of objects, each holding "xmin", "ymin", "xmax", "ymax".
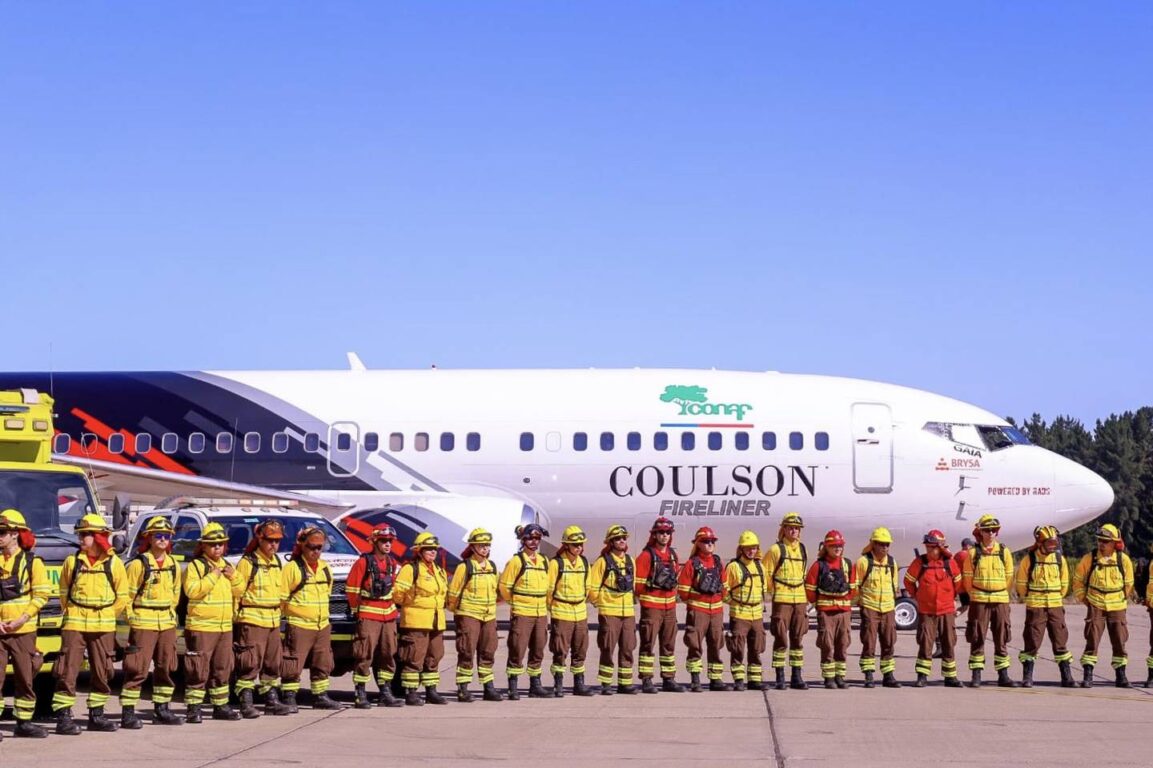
[{"xmin": 1054, "ymin": 455, "xmax": 1114, "ymax": 529}]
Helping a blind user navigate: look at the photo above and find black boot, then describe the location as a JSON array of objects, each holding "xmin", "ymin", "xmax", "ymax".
[
  {"xmin": 185, "ymin": 704, "xmax": 203, "ymax": 724},
  {"xmin": 88, "ymin": 706, "xmax": 119, "ymax": 732},
  {"xmin": 506, "ymin": 676, "xmax": 520, "ymax": 701},
  {"xmin": 641, "ymin": 677, "xmax": 660, "ymax": 694},
  {"xmin": 483, "ymin": 681, "xmax": 504, "ymax": 701},
  {"xmin": 790, "ymin": 667, "xmax": 808, "ymax": 690},
  {"xmin": 882, "ymin": 672, "xmax": 902, "ymax": 689},
  {"xmin": 748, "ymin": 679, "xmax": 764, "ymax": 691},
  {"xmin": 709, "ymin": 678, "xmax": 730, "ymax": 692},
  {"xmin": 690, "ymin": 671, "xmax": 702, "ymax": 692},
  {"xmin": 14, "ymin": 719, "xmax": 49, "ymax": 738},
  {"xmin": 265, "ymin": 688, "xmax": 293, "ymax": 715},
  {"xmin": 913, "ymin": 673, "xmax": 928, "ymax": 688},
  {"xmin": 1059, "ymin": 661, "xmax": 1076, "ymax": 688},
  {"xmin": 120, "ymin": 705, "xmax": 143, "ymax": 730},
  {"xmin": 1115, "ymin": 667, "xmax": 1131, "ymax": 689},
  {"xmin": 835, "ymin": 676, "xmax": 848, "ymax": 689},
  {"xmin": 282, "ymin": 690, "xmax": 299, "ymax": 715},
  {"xmin": 968, "ymin": 670, "xmax": 982, "ymax": 688},
  {"xmin": 618, "ymin": 682, "xmax": 638, "ymax": 694},
  {"xmin": 153, "ymin": 703, "xmax": 183, "ymax": 725},
  {"xmin": 527, "ymin": 676, "xmax": 549, "ymax": 698},
  {"xmin": 733, "ymin": 679, "xmax": 747, "ymax": 692},
  {"xmin": 1021, "ymin": 661, "xmax": 1035, "ymax": 689},
  {"xmin": 377, "ymin": 684, "xmax": 404, "ymax": 708},
  {"xmin": 239, "ymin": 689, "xmax": 263, "ymax": 718},
  {"xmin": 1146, "ymin": 667, "xmax": 1153, "ymax": 689},
  {"xmin": 600, "ymin": 680, "xmax": 615, "ymax": 695},
  {"xmin": 824, "ymin": 677, "xmax": 836, "ymax": 689},
  {"xmin": 425, "ymin": 686, "xmax": 448, "ymax": 705},
  {"xmin": 662, "ymin": 677, "xmax": 685, "ymax": 693},
  {"xmin": 353, "ymin": 683, "xmax": 372, "ymax": 709},
  {"xmin": 943, "ymin": 676, "xmax": 963, "ymax": 688},
  {"xmin": 1080, "ymin": 665, "xmax": 1094, "ymax": 688},
  {"xmin": 56, "ymin": 708, "xmax": 82, "ymax": 735},
  {"xmin": 863, "ymin": 671, "xmax": 875, "ymax": 689},
  {"xmin": 553, "ymin": 673, "xmax": 565, "ymax": 698},
  {"xmin": 774, "ymin": 667, "xmax": 787, "ymax": 691},
  {"xmin": 997, "ymin": 668, "xmax": 1019, "ymax": 688},
  {"xmin": 458, "ymin": 683, "xmax": 474, "ymax": 703},
  {"xmin": 212, "ymin": 703, "xmax": 242, "ymax": 721},
  {"xmin": 572, "ymin": 674, "xmax": 595, "ymax": 696},
  {"xmin": 405, "ymin": 689, "xmax": 424, "ymax": 706},
  {"xmin": 313, "ymin": 692, "xmax": 344, "ymax": 709}
]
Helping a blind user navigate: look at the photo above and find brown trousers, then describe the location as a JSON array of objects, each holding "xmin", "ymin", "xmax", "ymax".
[
  {"xmin": 859, "ymin": 608, "xmax": 897, "ymax": 669},
  {"xmin": 637, "ymin": 606, "xmax": 678, "ymax": 679},
  {"xmin": 597, "ymin": 614, "xmax": 637, "ymax": 684},
  {"xmin": 398, "ymin": 627, "xmax": 445, "ymax": 689},
  {"xmin": 281, "ymin": 624, "xmax": 335, "ymax": 691},
  {"xmin": 235, "ymin": 623, "xmax": 285, "ymax": 692},
  {"xmin": 1022, "ymin": 607, "xmax": 1070, "ymax": 660},
  {"xmin": 549, "ymin": 617, "xmax": 589, "ymax": 675},
  {"xmin": 727, "ymin": 617, "xmax": 767, "ymax": 681},
  {"xmin": 684, "ymin": 610, "xmax": 724, "ymax": 678},
  {"xmin": 121, "ymin": 627, "xmax": 178, "ymax": 697},
  {"xmin": 185, "ymin": 630, "xmax": 235, "ymax": 705},
  {"xmin": 0, "ymin": 633, "xmax": 40, "ymax": 720},
  {"xmin": 816, "ymin": 611, "xmax": 851, "ymax": 674},
  {"xmin": 916, "ymin": 613, "xmax": 958, "ymax": 678},
  {"xmin": 456, "ymin": 616, "xmax": 498, "ymax": 683},
  {"xmin": 1083, "ymin": 605, "xmax": 1128, "ymax": 667},
  {"xmin": 353, "ymin": 619, "xmax": 398, "ymax": 683},
  {"xmin": 507, "ymin": 614, "xmax": 548, "ymax": 677},
  {"xmin": 769, "ymin": 602, "xmax": 808, "ymax": 667},
  {"xmin": 53, "ymin": 630, "xmax": 116, "ymax": 710}
]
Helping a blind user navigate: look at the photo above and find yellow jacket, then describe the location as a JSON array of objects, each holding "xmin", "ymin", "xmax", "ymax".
[
  {"xmin": 281, "ymin": 558, "xmax": 335, "ymax": 630},
  {"xmin": 394, "ymin": 559, "xmax": 449, "ymax": 630},
  {"xmin": 125, "ymin": 552, "xmax": 182, "ymax": 631},
  {"xmin": 1147, "ymin": 561, "xmax": 1153, "ymax": 609},
  {"xmin": 499, "ymin": 552, "xmax": 550, "ymax": 617},
  {"xmin": 763, "ymin": 541, "xmax": 807, "ymax": 604},
  {"xmin": 234, "ymin": 550, "xmax": 286, "ymax": 629},
  {"xmin": 60, "ymin": 551, "xmax": 130, "ymax": 633},
  {"xmin": 448, "ymin": 556, "xmax": 498, "ymax": 622},
  {"xmin": 587, "ymin": 552, "xmax": 635, "ymax": 618},
  {"xmin": 854, "ymin": 553, "xmax": 899, "ymax": 613},
  {"xmin": 962, "ymin": 543, "xmax": 1014, "ymax": 604},
  {"xmin": 547, "ymin": 553, "xmax": 589, "ymax": 622},
  {"xmin": 0, "ymin": 550, "xmax": 52, "ymax": 635},
  {"xmin": 1073, "ymin": 551, "xmax": 1133, "ymax": 611},
  {"xmin": 1013, "ymin": 550, "xmax": 1070, "ymax": 608},
  {"xmin": 183, "ymin": 556, "xmax": 244, "ymax": 633},
  {"xmin": 725, "ymin": 556, "xmax": 768, "ymax": 620}
]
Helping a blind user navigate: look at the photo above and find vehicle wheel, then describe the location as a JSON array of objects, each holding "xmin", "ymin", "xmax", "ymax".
[{"xmin": 894, "ymin": 598, "xmax": 918, "ymax": 631}]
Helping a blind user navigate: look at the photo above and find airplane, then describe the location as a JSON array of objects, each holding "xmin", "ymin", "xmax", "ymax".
[{"xmin": 0, "ymin": 363, "xmax": 1113, "ymax": 573}]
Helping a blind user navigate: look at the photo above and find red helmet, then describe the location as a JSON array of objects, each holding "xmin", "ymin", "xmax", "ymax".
[
  {"xmin": 651, "ymin": 517, "xmax": 675, "ymax": 533},
  {"xmin": 693, "ymin": 526, "xmax": 717, "ymax": 543},
  {"xmin": 923, "ymin": 529, "xmax": 946, "ymax": 546},
  {"xmin": 823, "ymin": 530, "xmax": 845, "ymax": 546},
  {"xmin": 371, "ymin": 525, "xmax": 397, "ymax": 541}
]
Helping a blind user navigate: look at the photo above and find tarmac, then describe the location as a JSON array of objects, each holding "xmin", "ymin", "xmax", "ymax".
[{"xmin": 1, "ymin": 603, "xmax": 1151, "ymax": 767}]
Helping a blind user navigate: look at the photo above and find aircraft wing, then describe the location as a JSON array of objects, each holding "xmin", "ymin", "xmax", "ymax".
[{"xmin": 55, "ymin": 455, "xmax": 353, "ymax": 514}]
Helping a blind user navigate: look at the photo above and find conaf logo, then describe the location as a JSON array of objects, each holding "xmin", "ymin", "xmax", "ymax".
[{"xmin": 659, "ymin": 385, "xmax": 753, "ymax": 422}]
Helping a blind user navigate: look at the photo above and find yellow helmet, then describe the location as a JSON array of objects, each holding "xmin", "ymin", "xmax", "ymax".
[
  {"xmin": 198, "ymin": 522, "xmax": 228, "ymax": 543},
  {"xmin": 143, "ymin": 516, "xmax": 175, "ymax": 535},
  {"xmin": 1096, "ymin": 523, "xmax": 1121, "ymax": 542},
  {"xmin": 869, "ymin": 527, "xmax": 893, "ymax": 544},
  {"xmin": 467, "ymin": 528, "xmax": 492, "ymax": 544},
  {"xmin": 976, "ymin": 514, "xmax": 1001, "ymax": 531},
  {"xmin": 561, "ymin": 525, "xmax": 587, "ymax": 545},
  {"xmin": 780, "ymin": 512, "xmax": 804, "ymax": 528},
  {"xmin": 738, "ymin": 531, "xmax": 760, "ymax": 548},
  {"xmin": 413, "ymin": 531, "xmax": 440, "ymax": 550},
  {"xmin": 604, "ymin": 524, "xmax": 629, "ymax": 543},
  {"xmin": 75, "ymin": 513, "xmax": 111, "ymax": 534},
  {"xmin": 0, "ymin": 508, "xmax": 29, "ymax": 530},
  {"xmin": 1033, "ymin": 525, "xmax": 1059, "ymax": 542}
]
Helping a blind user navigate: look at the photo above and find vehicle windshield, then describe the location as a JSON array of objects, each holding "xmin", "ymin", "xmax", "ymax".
[
  {"xmin": 922, "ymin": 422, "xmax": 1032, "ymax": 452},
  {"xmin": 0, "ymin": 469, "xmax": 97, "ymax": 537},
  {"xmin": 159, "ymin": 514, "xmax": 360, "ymax": 559}
]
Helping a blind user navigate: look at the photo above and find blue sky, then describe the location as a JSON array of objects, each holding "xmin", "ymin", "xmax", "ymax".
[{"xmin": 2, "ymin": 3, "xmax": 1149, "ymax": 426}]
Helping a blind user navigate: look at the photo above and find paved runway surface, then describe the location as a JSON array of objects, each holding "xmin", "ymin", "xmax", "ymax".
[{"xmin": 2, "ymin": 604, "xmax": 1151, "ymax": 767}]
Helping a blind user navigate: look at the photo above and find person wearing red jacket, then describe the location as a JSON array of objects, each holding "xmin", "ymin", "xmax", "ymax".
[
  {"xmin": 804, "ymin": 530, "xmax": 856, "ymax": 689},
  {"xmin": 346, "ymin": 525, "xmax": 404, "ymax": 708},
  {"xmin": 677, "ymin": 527, "xmax": 728, "ymax": 692},
  {"xmin": 634, "ymin": 516, "xmax": 683, "ymax": 694},
  {"xmin": 904, "ymin": 530, "xmax": 963, "ymax": 688}
]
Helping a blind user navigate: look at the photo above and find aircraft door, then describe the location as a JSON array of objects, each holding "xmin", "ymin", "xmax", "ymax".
[
  {"xmin": 852, "ymin": 403, "xmax": 893, "ymax": 493},
  {"xmin": 327, "ymin": 421, "xmax": 361, "ymax": 477}
]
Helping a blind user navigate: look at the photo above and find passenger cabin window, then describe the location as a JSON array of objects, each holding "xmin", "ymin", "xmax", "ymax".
[
  {"xmin": 681, "ymin": 432, "xmax": 695, "ymax": 451},
  {"xmin": 708, "ymin": 432, "xmax": 722, "ymax": 451},
  {"xmin": 573, "ymin": 432, "xmax": 588, "ymax": 451},
  {"xmin": 81, "ymin": 433, "xmax": 97, "ymax": 450},
  {"xmin": 108, "ymin": 433, "xmax": 125, "ymax": 454},
  {"xmin": 304, "ymin": 433, "xmax": 320, "ymax": 453},
  {"xmin": 627, "ymin": 432, "xmax": 641, "ymax": 451},
  {"xmin": 335, "ymin": 433, "xmax": 352, "ymax": 452},
  {"xmin": 467, "ymin": 432, "xmax": 481, "ymax": 452},
  {"xmin": 244, "ymin": 432, "xmax": 261, "ymax": 453},
  {"xmin": 216, "ymin": 433, "xmax": 233, "ymax": 453},
  {"xmin": 188, "ymin": 433, "xmax": 206, "ymax": 454},
  {"xmin": 272, "ymin": 432, "xmax": 290, "ymax": 454},
  {"xmin": 161, "ymin": 433, "xmax": 178, "ymax": 454},
  {"xmin": 415, "ymin": 433, "xmax": 429, "ymax": 452},
  {"xmin": 389, "ymin": 433, "xmax": 404, "ymax": 452},
  {"xmin": 364, "ymin": 432, "xmax": 379, "ymax": 452},
  {"xmin": 789, "ymin": 432, "xmax": 803, "ymax": 450},
  {"xmin": 53, "ymin": 434, "xmax": 71, "ymax": 453},
  {"xmin": 600, "ymin": 432, "xmax": 614, "ymax": 451},
  {"xmin": 135, "ymin": 433, "xmax": 151, "ymax": 453},
  {"xmin": 520, "ymin": 432, "xmax": 535, "ymax": 451},
  {"xmin": 734, "ymin": 432, "xmax": 749, "ymax": 451},
  {"xmin": 440, "ymin": 432, "xmax": 455, "ymax": 451},
  {"xmin": 654, "ymin": 432, "xmax": 668, "ymax": 451},
  {"xmin": 762, "ymin": 431, "xmax": 777, "ymax": 450},
  {"xmin": 815, "ymin": 432, "xmax": 830, "ymax": 451}
]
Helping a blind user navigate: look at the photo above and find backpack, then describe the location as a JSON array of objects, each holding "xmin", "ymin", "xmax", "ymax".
[
  {"xmin": 691, "ymin": 555, "xmax": 724, "ymax": 595},
  {"xmin": 816, "ymin": 557, "xmax": 851, "ymax": 596},
  {"xmin": 728, "ymin": 558, "xmax": 765, "ymax": 605},
  {"xmin": 1025, "ymin": 549, "xmax": 1064, "ymax": 593},
  {"xmin": 288, "ymin": 558, "xmax": 331, "ymax": 599},
  {"xmin": 360, "ymin": 552, "xmax": 395, "ymax": 599},
  {"xmin": 0, "ymin": 550, "xmax": 37, "ymax": 602},
  {"xmin": 510, "ymin": 551, "xmax": 549, "ymax": 597},
  {"xmin": 860, "ymin": 552, "xmax": 896, "ymax": 598},
  {"xmin": 1085, "ymin": 552, "xmax": 1125, "ymax": 594},
  {"xmin": 601, "ymin": 554, "xmax": 634, "ymax": 594},
  {"xmin": 917, "ymin": 553, "xmax": 953, "ymax": 580},
  {"xmin": 644, "ymin": 546, "xmax": 679, "ymax": 591},
  {"xmin": 129, "ymin": 553, "xmax": 178, "ymax": 606},
  {"xmin": 551, "ymin": 555, "xmax": 589, "ymax": 604},
  {"xmin": 771, "ymin": 541, "xmax": 808, "ymax": 587},
  {"xmin": 65, "ymin": 554, "xmax": 117, "ymax": 609},
  {"xmin": 459, "ymin": 557, "xmax": 498, "ymax": 596}
]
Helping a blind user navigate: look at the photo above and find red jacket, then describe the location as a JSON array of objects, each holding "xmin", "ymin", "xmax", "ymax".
[
  {"xmin": 804, "ymin": 556, "xmax": 856, "ymax": 612},
  {"xmin": 635, "ymin": 545, "xmax": 679, "ymax": 610},
  {"xmin": 347, "ymin": 553, "xmax": 400, "ymax": 622},
  {"xmin": 677, "ymin": 553, "xmax": 726, "ymax": 614},
  {"xmin": 905, "ymin": 555, "xmax": 960, "ymax": 615},
  {"xmin": 952, "ymin": 550, "xmax": 970, "ymax": 596}
]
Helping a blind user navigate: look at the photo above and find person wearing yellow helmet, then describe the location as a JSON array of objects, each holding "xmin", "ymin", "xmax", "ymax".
[
  {"xmin": 53, "ymin": 513, "xmax": 130, "ymax": 735},
  {"xmin": 279, "ymin": 527, "xmax": 344, "ymax": 712},
  {"xmin": 394, "ymin": 531, "xmax": 450, "ymax": 705},
  {"xmin": 182, "ymin": 522, "xmax": 246, "ymax": 724},
  {"xmin": 547, "ymin": 525, "xmax": 593, "ymax": 697},
  {"xmin": 499, "ymin": 523, "xmax": 551, "ymax": 699},
  {"xmin": 119, "ymin": 516, "xmax": 184, "ymax": 728},
  {"xmin": 588, "ymin": 525, "xmax": 638, "ymax": 695},
  {"xmin": 854, "ymin": 527, "xmax": 901, "ymax": 689},
  {"xmin": 763, "ymin": 512, "xmax": 809, "ymax": 690},
  {"xmin": 961, "ymin": 514, "xmax": 1017, "ymax": 688},
  {"xmin": 1073, "ymin": 523, "xmax": 1134, "ymax": 688},
  {"xmin": 346, "ymin": 523, "xmax": 404, "ymax": 708},
  {"xmin": 0, "ymin": 508, "xmax": 51, "ymax": 738},
  {"xmin": 449, "ymin": 527, "xmax": 502, "ymax": 702},
  {"xmin": 233, "ymin": 519, "xmax": 293, "ymax": 717},
  {"xmin": 725, "ymin": 531, "xmax": 767, "ymax": 691},
  {"xmin": 1013, "ymin": 525, "xmax": 1074, "ymax": 688}
]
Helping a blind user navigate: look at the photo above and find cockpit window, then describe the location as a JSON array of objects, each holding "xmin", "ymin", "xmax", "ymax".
[{"xmin": 923, "ymin": 422, "xmax": 1032, "ymax": 452}]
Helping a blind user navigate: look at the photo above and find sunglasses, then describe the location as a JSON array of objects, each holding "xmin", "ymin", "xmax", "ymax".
[
  {"xmin": 0, "ymin": 529, "xmax": 15, "ymax": 536},
  {"xmin": 304, "ymin": 544, "xmax": 324, "ymax": 552},
  {"xmin": 262, "ymin": 537, "xmax": 284, "ymax": 544},
  {"xmin": 152, "ymin": 533, "xmax": 173, "ymax": 540},
  {"xmin": 207, "ymin": 541, "xmax": 226, "ymax": 547},
  {"xmin": 700, "ymin": 539, "xmax": 717, "ymax": 544}
]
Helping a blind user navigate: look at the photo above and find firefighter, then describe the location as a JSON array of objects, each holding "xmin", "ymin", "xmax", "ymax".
[
  {"xmin": 394, "ymin": 531, "xmax": 450, "ymax": 705},
  {"xmin": 0, "ymin": 509, "xmax": 51, "ymax": 738},
  {"xmin": 499, "ymin": 523, "xmax": 551, "ymax": 700},
  {"xmin": 182, "ymin": 522, "xmax": 245, "ymax": 724},
  {"xmin": 588, "ymin": 524, "xmax": 638, "ymax": 695},
  {"xmin": 448, "ymin": 527, "xmax": 502, "ymax": 702},
  {"xmin": 634, "ymin": 516, "xmax": 683, "ymax": 693},
  {"xmin": 280, "ymin": 526, "xmax": 344, "ymax": 711},
  {"xmin": 119, "ymin": 516, "xmax": 183, "ymax": 728},
  {"xmin": 1014, "ymin": 525, "xmax": 1074, "ymax": 688},
  {"xmin": 53, "ymin": 513, "xmax": 129, "ymax": 734},
  {"xmin": 905, "ymin": 529, "xmax": 963, "ymax": 687},
  {"xmin": 678, "ymin": 526, "xmax": 728, "ymax": 691},
  {"xmin": 962, "ymin": 514, "xmax": 1017, "ymax": 688},
  {"xmin": 347, "ymin": 524, "xmax": 404, "ymax": 708},
  {"xmin": 546, "ymin": 525, "xmax": 593, "ymax": 697},
  {"xmin": 1072, "ymin": 523, "xmax": 1134, "ymax": 688},
  {"xmin": 725, "ymin": 531, "xmax": 767, "ymax": 691},
  {"xmin": 854, "ymin": 527, "xmax": 901, "ymax": 689},
  {"xmin": 805, "ymin": 530, "xmax": 856, "ymax": 689},
  {"xmin": 763, "ymin": 512, "xmax": 809, "ymax": 690},
  {"xmin": 233, "ymin": 519, "xmax": 293, "ymax": 717}
]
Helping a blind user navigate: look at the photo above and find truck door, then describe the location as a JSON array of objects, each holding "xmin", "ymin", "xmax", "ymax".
[{"xmin": 852, "ymin": 402, "xmax": 893, "ymax": 493}]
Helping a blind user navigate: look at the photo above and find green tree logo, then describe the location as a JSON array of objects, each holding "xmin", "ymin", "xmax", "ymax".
[{"xmin": 660, "ymin": 385, "xmax": 709, "ymax": 406}]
